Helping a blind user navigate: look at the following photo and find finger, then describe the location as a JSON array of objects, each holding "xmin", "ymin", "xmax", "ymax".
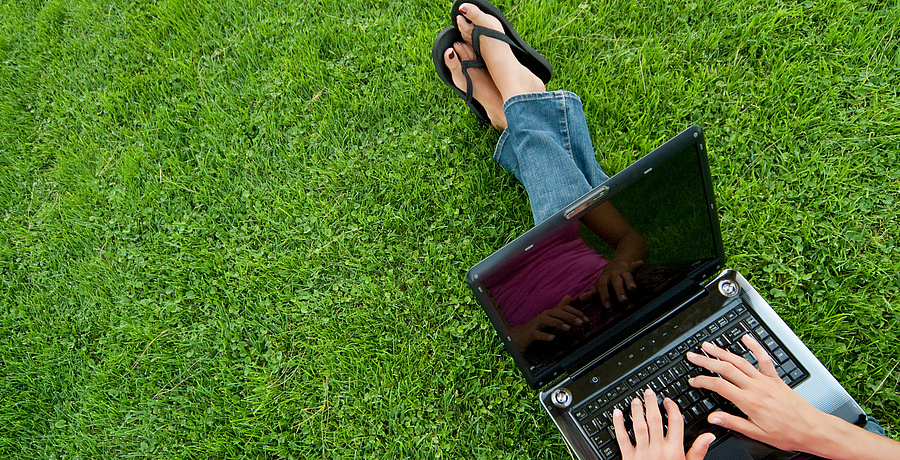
[
  {"xmin": 630, "ymin": 397, "xmax": 649, "ymax": 446},
  {"xmin": 743, "ymin": 334, "xmax": 778, "ymax": 377},
  {"xmin": 686, "ymin": 432, "xmax": 716, "ymax": 460},
  {"xmin": 612, "ymin": 408, "xmax": 634, "ymax": 455},
  {"xmin": 688, "ymin": 344, "xmax": 754, "ymax": 388},
  {"xmin": 533, "ymin": 314, "xmax": 571, "ymax": 332},
  {"xmin": 643, "ymin": 389, "xmax": 664, "ymax": 441},
  {"xmin": 532, "ymin": 329, "xmax": 556, "ymax": 342},
  {"xmin": 556, "ymin": 304, "xmax": 589, "ymax": 324},
  {"xmin": 688, "ymin": 375, "xmax": 744, "ymax": 407},
  {"xmin": 621, "ymin": 270, "xmax": 637, "ymax": 291},
  {"xmin": 556, "ymin": 295, "xmax": 573, "ymax": 307},
  {"xmin": 707, "ymin": 411, "xmax": 767, "ymax": 441},
  {"xmin": 597, "ymin": 276, "xmax": 611, "ymax": 308},
  {"xmin": 662, "ymin": 398, "xmax": 684, "ymax": 442},
  {"xmin": 611, "ymin": 274, "xmax": 628, "ymax": 303},
  {"xmin": 544, "ymin": 306, "xmax": 587, "ymax": 327},
  {"xmin": 699, "ymin": 342, "xmax": 758, "ymax": 385}
]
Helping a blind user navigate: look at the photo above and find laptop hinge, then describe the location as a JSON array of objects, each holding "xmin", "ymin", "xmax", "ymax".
[{"xmin": 560, "ymin": 282, "xmax": 708, "ymax": 379}]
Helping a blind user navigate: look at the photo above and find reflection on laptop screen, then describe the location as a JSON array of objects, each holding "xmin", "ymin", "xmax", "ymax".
[{"xmin": 479, "ymin": 141, "xmax": 718, "ymax": 375}]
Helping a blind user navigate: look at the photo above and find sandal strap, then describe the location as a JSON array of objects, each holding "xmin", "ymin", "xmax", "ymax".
[
  {"xmin": 460, "ymin": 59, "xmax": 486, "ymax": 106},
  {"xmin": 471, "ymin": 25, "xmax": 525, "ymax": 60}
]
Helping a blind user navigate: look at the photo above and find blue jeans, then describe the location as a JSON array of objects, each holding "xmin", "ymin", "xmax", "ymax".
[
  {"xmin": 493, "ymin": 91, "xmax": 609, "ymax": 225},
  {"xmin": 864, "ymin": 415, "xmax": 886, "ymax": 436}
]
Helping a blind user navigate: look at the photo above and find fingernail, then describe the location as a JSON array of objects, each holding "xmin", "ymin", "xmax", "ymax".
[
  {"xmin": 574, "ymin": 319, "xmax": 583, "ymax": 325},
  {"xmin": 702, "ymin": 341, "xmax": 714, "ymax": 350},
  {"xmin": 459, "ymin": 5, "xmax": 468, "ymax": 14},
  {"xmin": 613, "ymin": 408, "xmax": 622, "ymax": 417},
  {"xmin": 604, "ymin": 302, "xmax": 612, "ymax": 309},
  {"xmin": 709, "ymin": 416, "xmax": 722, "ymax": 425},
  {"xmin": 619, "ymin": 295, "xmax": 627, "ymax": 302},
  {"xmin": 448, "ymin": 50, "xmax": 455, "ymax": 59},
  {"xmin": 688, "ymin": 377, "xmax": 695, "ymax": 385},
  {"xmin": 686, "ymin": 351, "xmax": 697, "ymax": 359},
  {"xmin": 562, "ymin": 324, "xmax": 571, "ymax": 331},
  {"xmin": 644, "ymin": 388, "xmax": 654, "ymax": 396}
]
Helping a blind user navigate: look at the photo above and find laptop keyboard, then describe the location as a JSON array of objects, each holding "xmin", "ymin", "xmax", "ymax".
[{"xmin": 570, "ymin": 304, "xmax": 808, "ymax": 460}]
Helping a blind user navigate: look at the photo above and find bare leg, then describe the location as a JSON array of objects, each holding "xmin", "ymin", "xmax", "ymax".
[
  {"xmin": 443, "ymin": 41, "xmax": 507, "ymax": 131},
  {"xmin": 455, "ymin": 3, "xmax": 545, "ymax": 102}
]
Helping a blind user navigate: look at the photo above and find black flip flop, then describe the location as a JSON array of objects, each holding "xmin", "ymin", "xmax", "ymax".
[
  {"xmin": 450, "ymin": 0, "xmax": 552, "ymax": 84},
  {"xmin": 432, "ymin": 26, "xmax": 490, "ymax": 123}
]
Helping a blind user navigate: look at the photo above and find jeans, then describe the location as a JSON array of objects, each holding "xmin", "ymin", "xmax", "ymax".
[
  {"xmin": 493, "ymin": 91, "xmax": 609, "ymax": 225},
  {"xmin": 864, "ymin": 415, "xmax": 887, "ymax": 436}
]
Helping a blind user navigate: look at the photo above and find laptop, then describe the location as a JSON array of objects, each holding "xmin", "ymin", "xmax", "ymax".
[{"xmin": 465, "ymin": 126, "xmax": 866, "ymax": 460}]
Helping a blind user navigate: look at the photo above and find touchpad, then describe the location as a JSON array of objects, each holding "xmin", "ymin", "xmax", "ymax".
[{"xmin": 706, "ymin": 436, "xmax": 756, "ymax": 460}]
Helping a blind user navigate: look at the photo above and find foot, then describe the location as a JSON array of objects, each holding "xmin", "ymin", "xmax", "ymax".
[
  {"xmin": 455, "ymin": 3, "xmax": 545, "ymax": 102},
  {"xmin": 444, "ymin": 41, "xmax": 507, "ymax": 131}
]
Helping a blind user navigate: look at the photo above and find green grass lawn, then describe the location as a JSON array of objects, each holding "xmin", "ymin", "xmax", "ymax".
[{"xmin": 1, "ymin": 0, "xmax": 898, "ymax": 458}]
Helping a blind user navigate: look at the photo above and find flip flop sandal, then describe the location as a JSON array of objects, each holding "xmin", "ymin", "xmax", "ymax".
[
  {"xmin": 432, "ymin": 26, "xmax": 490, "ymax": 123},
  {"xmin": 450, "ymin": 0, "xmax": 553, "ymax": 84}
]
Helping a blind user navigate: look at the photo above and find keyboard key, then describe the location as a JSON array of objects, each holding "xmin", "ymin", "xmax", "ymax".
[
  {"xmin": 593, "ymin": 428, "xmax": 613, "ymax": 448},
  {"xmin": 789, "ymin": 368, "xmax": 805, "ymax": 381},
  {"xmin": 772, "ymin": 347, "xmax": 789, "ymax": 363},
  {"xmin": 600, "ymin": 445, "xmax": 615, "ymax": 458},
  {"xmin": 781, "ymin": 360, "xmax": 798, "ymax": 375}
]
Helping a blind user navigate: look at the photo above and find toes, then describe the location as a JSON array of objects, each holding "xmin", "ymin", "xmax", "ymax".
[
  {"xmin": 457, "ymin": 3, "xmax": 501, "ymax": 29},
  {"xmin": 453, "ymin": 41, "xmax": 477, "ymax": 62},
  {"xmin": 443, "ymin": 47, "xmax": 459, "ymax": 72},
  {"xmin": 456, "ymin": 3, "xmax": 503, "ymax": 46},
  {"xmin": 455, "ymin": 13, "xmax": 474, "ymax": 42}
]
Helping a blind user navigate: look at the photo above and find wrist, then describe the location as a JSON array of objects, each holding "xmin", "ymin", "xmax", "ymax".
[{"xmin": 797, "ymin": 412, "xmax": 873, "ymax": 460}]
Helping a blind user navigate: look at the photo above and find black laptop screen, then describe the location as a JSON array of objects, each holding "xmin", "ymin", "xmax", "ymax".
[{"xmin": 470, "ymin": 128, "xmax": 723, "ymax": 386}]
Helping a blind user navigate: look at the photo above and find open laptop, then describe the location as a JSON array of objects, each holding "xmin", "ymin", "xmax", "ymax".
[{"xmin": 465, "ymin": 126, "xmax": 866, "ymax": 460}]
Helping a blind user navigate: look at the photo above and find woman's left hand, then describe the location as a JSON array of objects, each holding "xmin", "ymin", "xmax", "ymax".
[{"xmin": 613, "ymin": 388, "xmax": 715, "ymax": 460}]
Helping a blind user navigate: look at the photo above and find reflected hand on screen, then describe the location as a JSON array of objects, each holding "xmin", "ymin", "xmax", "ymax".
[{"xmin": 508, "ymin": 295, "xmax": 590, "ymax": 349}]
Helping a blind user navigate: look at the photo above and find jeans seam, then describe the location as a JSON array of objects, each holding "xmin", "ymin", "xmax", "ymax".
[{"xmin": 560, "ymin": 93, "xmax": 573, "ymax": 166}]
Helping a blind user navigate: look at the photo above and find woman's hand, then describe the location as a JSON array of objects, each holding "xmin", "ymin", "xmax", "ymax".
[
  {"xmin": 613, "ymin": 388, "xmax": 715, "ymax": 460},
  {"xmin": 508, "ymin": 296, "xmax": 589, "ymax": 349},
  {"xmin": 686, "ymin": 336, "xmax": 830, "ymax": 452},
  {"xmin": 594, "ymin": 259, "xmax": 644, "ymax": 307}
]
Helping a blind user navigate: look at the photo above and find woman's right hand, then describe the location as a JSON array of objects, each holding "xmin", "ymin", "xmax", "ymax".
[{"xmin": 686, "ymin": 335, "xmax": 831, "ymax": 452}]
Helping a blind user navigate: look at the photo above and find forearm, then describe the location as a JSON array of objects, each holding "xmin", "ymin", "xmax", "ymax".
[
  {"xmin": 800, "ymin": 413, "xmax": 900, "ymax": 460},
  {"xmin": 609, "ymin": 229, "xmax": 648, "ymax": 266}
]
